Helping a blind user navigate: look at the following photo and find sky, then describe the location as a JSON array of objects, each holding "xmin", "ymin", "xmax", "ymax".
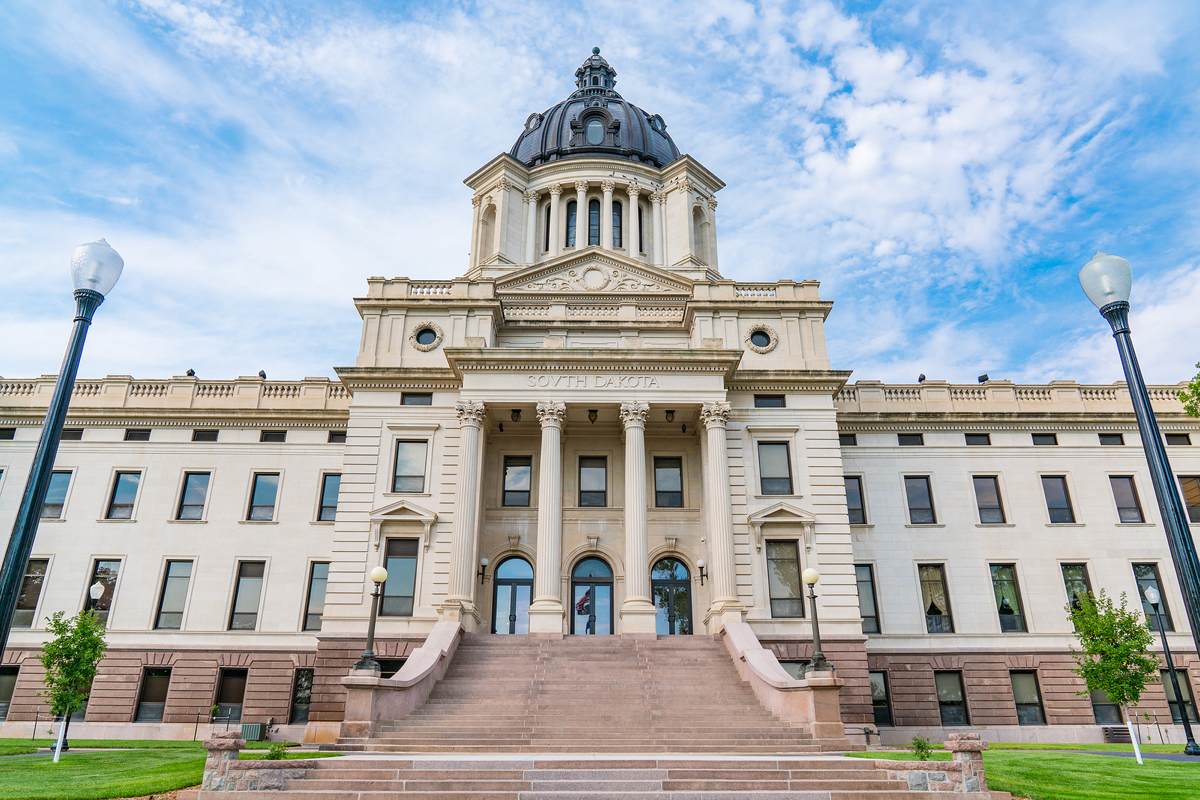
[{"xmin": 1, "ymin": 0, "xmax": 1198, "ymax": 386}]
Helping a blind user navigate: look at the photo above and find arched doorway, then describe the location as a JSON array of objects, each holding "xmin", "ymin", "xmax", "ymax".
[
  {"xmin": 571, "ymin": 558, "xmax": 613, "ymax": 635},
  {"xmin": 491, "ymin": 557, "xmax": 533, "ymax": 634},
  {"xmin": 651, "ymin": 557, "xmax": 692, "ymax": 635}
]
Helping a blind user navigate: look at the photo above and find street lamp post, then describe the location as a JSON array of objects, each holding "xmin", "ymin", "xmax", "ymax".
[
  {"xmin": 1145, "ymin": 587, "xmax": 1200, "ymax": 754},
  {"xmin": 51, "ymin": 581, "xmax": 105, "ymax": 763},
  {"xmin": 353, "ymin": 566, "xmax": 388, "ymax": 672},
  {"xmin": 801, "ymin": 568, "xmax": 832, "ymax": 673},
  {"xmin": 0, "ymin": 240, "xmax": 123, "ymax": 661},
  {"xmin": 1079, "ymin": 253, "xmax": 1200, "ymax": 664}
]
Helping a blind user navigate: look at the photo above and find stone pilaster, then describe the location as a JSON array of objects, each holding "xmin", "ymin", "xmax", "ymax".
[
  {"xmin": 701, "ymin": 401, "xmax": 743, "ymax": 629},
  {"xmin": 601, "ymin": 180, "xmax": 615, "ymax": 250},
  {"xmin": 444, "ymin": 401, "xmax": 485, "ymax": 627},
  {"xmin": 523, "ymin": 189, "xmax": 540, "ymax": 264},
  {"xmin": 548, "ymin": 185, "xmax": 563, "ymax": 257},
  {"xmin": 626, "ymin": 184, "xmax": 641, "ymax": 256},
  {"xmin": 574, "ymin": 180, "xmax": 588, "ymax": 247},
  {"xmin": 529, "ymin": 401, "xmax": 566, "ymax": 633},
  {"xmin": 650, "ymin": 190, "xmax": 666, "ymax": 266},
  {"xmin": 619, "ymin": 401, "xmax": 657, "ymax": 634}
]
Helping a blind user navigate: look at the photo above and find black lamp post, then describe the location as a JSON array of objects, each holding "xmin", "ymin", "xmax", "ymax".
[
  {"xmin": 0, "ymin": 240, "xmax": 123, "ymax": 661},
  {"xmin": 1146, "ymin": 587, "xmax": 1200, "ymax": 754},
  {"xmin": 353, "ymin": 566, "xmax": 388, "ymax": 672},
  {"xmin": 1079, "ymin": 253, "xmax": 1200, "ymax": 667},
  {"xmin": 801, "ymin": 568, "xmax": 832, "ymax": 673}
]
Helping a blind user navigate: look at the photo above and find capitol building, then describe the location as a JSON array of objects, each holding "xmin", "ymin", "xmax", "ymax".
[{"xmin": 1, "ymin": 49, "xmax": 1197, "ymax": 749}]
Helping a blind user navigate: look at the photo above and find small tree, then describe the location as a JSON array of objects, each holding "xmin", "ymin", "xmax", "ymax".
[
  {"xmin": 1179, "ymin": 363, "xmax": 1200, "ymax": 417},
  {"xmin": 39, "ymin": 610, "xmax": 107, "ymax": 753},
  {"xmin": 1066, "ymin": 590, "xmax": 1158, "ymax": 763}
]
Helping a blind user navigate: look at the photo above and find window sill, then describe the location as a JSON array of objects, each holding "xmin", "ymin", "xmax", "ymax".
[
  {"xmin": 167, "ymin": 519, "xmax": 207, "ymax": 524},
  {"xmin": 37, "ymin": 518, "xmax": 67, "ymax": 523},
  {"xmin": 382, "ymin": 492, "xmax": 431, "ymax": 498},
  {"xmin": 976, "ymin": 523, "xmax": 1016, "ymax": 528},
  {"xmin": 754, "ymin": 494, "xmax": 804, "ymax": 500},
  {"xmin": 238, "ymin": 520, "xmax": 279, "ymax": 525},
  {"xmin": 905, "ymin": 524, "xmax": 945, "ymax": 528},
  {"xmin": 850, "ymin": 524, "xmax": 874, "ymax": 530},
  {"xmin": 1046, "ymin": 523, "xmax": 1085, "ymax": 527},
  {"xmin": 1116, "ymin": 522, "xmax": 1155, "ymax": 527},
  {"xmin": 310, "ymin": 521, "xmax": 335, "ymax": 525},
  {"xmin": 96, "ymin": 518, "xmax": 137, "ymax": 523}
]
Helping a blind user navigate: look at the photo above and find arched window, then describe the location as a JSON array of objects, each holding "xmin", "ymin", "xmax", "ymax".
[
  {"xmin": 637, "ymin": 205, "xmax": 644, "ymax": 254},
  {"xmin": 571, "ymin": 557, "xmax": 613, "ymax": 635},
  {"xmin": 480, "ymin": 205, "xmax": 496, "ymax": 260},
  {"xmin": 692, "ymin": 206, "xmax": 708, "ymax": 264},
  {"xmin": 586, "ymin": 119, "xmax": 604, "ymax": 146},
  {"xmin": 565, "ymin": 201, "xmax": 577, "ymax": 247},
  {"xmin": 492, "ymin": 557, "xmax": 533, "ymax": 635},
  {"xmin": 612, "ymin": 200, "xmax": 622, "ymax": 248},
  {"xmin": 592, "ymin": 76, "xmax": 599, "ymax": 86},
  {"xmin": 588, "ymin": 199, "xmax": 601, "ymax": 246},
  {"xmin": 543, "ymin": 203, "xmax": 551, "ymax": 253}
]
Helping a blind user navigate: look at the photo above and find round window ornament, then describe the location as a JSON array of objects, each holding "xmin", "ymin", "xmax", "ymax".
[
  {"xmin": 744, "ymin": 324, "xmax": 778, "ymax": 354},
  {"xmin": 410, "ymin": 322, "xmax": 444, "ymax": 352}
]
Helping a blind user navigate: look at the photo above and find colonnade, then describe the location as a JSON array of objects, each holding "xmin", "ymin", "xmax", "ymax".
[
  {"xmin": 443, "ymin": 399, "xmax": 743, "ymax": 633},
  {"xmin": 522, "ymin": 180, "xmax": 667, "ymax": 267}
]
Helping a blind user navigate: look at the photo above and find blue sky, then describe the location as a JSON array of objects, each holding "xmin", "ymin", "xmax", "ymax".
[{"xmin": 2, "ymin": 0, "xmax": 1198, "ymax": 385}]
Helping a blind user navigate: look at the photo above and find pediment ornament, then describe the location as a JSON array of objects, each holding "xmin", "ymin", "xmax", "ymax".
[
  {"xmin": 507, "ymin": 260, "xmax": 687, "ymax": 295},
  {"xmin": 369, "ymin": 498, "xmax": 438, "ymax": 551},
  {"xmin": 747, "ymin": 502, "xmax": 815, "ymax": 552}
]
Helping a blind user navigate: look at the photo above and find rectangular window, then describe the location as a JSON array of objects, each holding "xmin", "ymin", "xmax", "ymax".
[
  {"xmin": 177, "ymin": 473, "xmax": 210, "ymax": 520},
  {"xmin": 1099, "ymin": 433, "xmax": 1124, "ymax": 446},
  {"xmin": 12, "ymin": 558, "xmax": 48, "ymax": 629},
  {"xmin": 898, "ymin": 433, "xmax": 924, "ymax": 446},
  {"xmin": 754, "ymin": 395, "xmax": 785, "ymax": 408},
  {"xmin": 0, "ymin": 428, "xmax": 14, "ymax": 440},
  {"xmin": 1162, "ymin": 671, "xmax": 1198, "ymax": 723},
  {"xmin": 290, "ymin": 669, "xmax": 314, "ymax": 724},
  {"xmin": 381, "ymin": 539, "xmax": 419, "ymax": 616},
  {"xmin": 1110, "ymin": 476, "xmax": 1144, "ymax": 523},
  {"xmin": 870, "ymin": 671, "xmax": 893, "ymax": 726},
  {"xmin": 765, "ymin": 541, "xmax": 804, "ymax": 618},
  {"xmin": 393, "ymin": 441, "xmax": 428, "ymax": 493},
  {"xmin": 936, "ymin": 671, "xmax": 969, "ymax": 725},
  {"xmin": 85, "ymin": 560, "xmax": 120, "ymax": 625},
  {"xmin": 654, "ymin": 457, "xmax": 683, "ymax": 507},
  {"xmin": 304, "ymin": 562, "xmax": 329, "ymax": 631},
  {"xmin": 228, "ymin": 561, "xmax": 265, "ymax": 630},
  {"xmin": 758, "ymin": 442, "xmax": 793, "ymax": 495},
  {"xmin": 839, "ymin": 433, "xmax": 857, "ymax": 446},
  {"xmin": 1061, "ymin": 563, "xmax": 1093, "ymax": 613},
  {"xmin": 1011, "ymin": 671, "xmax": 1046, "ymax": 725},
  {"xmin": 378, "ymin": 660, "xmax": 405, "ymax": 679},
  {"xmin": 0, "ymin": 666, "xmax": 17, "ymax": 721},
  {"xmin": 319, "ymin": 474, "xmax": 341, "ymax": 521},
  {"xmin": 41, "ymin": 471, "xmax": 71, "ymax": 518},
  {"xmin": 124, "ymin": 428, "xmax": 151, "ymax": 442},
  {"xmin": 905, "ymin": 476, "xmax": 936, "ymax": 524},
  {"xmin": 503, "ymin": 456, "xmax": 532, "ymax": 507},
  {"xmin": 990, "ymin": 565, "xmax": 1026, "ymax": 632},
  {"xmin": 1041, "ymin": 476, "xmax": 1075, "ymax": 523},
  {"xmin": 247, "ymin": 473, "xmax": 280, "ymax": 520},
  {"xmin": 920, "ymin": 564, "xmax": 954, "ymax": 633},
  {"xmin": 105, "ymin": 472, "xmax": 141, "ymax": 519},
  {"xmin": 1181, "ymin": 476, "xmax": 1200, "ymax": 523},
  {"xmin": 1166, "ymin": 433, "xmax": 1192, "ymax": 446},
  {"xmin": 60, "ymin": 428, "xmax": 83, "ymax": 441},
  {"xmin": 327, "ymin": 430, "xmax": 347, "ymax": 443},
  {"xmin": 1090, "ymin": 689, "xmax": 1123, "ymax": 724},
  {"xmin": 1033, "ymin": 433, "xmax": 1058, "ymax": 446},
  {"xmin": 1134, "ymin": 563, "xmax": 1173, "ymax": 631},
  {"xmin": 401, "ymin": 393, "xmax": 432, "ymax": 406},
  {"xmin": 215, "ymin": 668, "xmax": 247, "ymax": 723},
  {"xmin": 855, "ymin": 564, "xmax": 879, "ymax": 633},
  {"xmin": 192, "ymin": 429, "xmax": 219, "ymax": 442},
  {"xmin": 780, "ymin": 660, "xmax": 810, "ymax": 679},
  {"xmin": 155, "ymin": 561, "xmax": 192, "ymax": 630},
  {"xmin": 973, "ymin": 476, "xmax": 1005, "ymax": 524},
  {"xmin": 135, "ymin": 668, "xmax": 171, "ymax": 722},
  {"xmin": 845, "ymin": 476, "xmax": 866, "ymax": 524},
  {"xmin": 579, "ymin": 456, "xmax": 607, "ymax": 507},
  {"xmin": 260, "ymin": 429, "xmax": 287, "ymax": 443},
  {"xmin": 965, "ymin": 433, "xmax": 991, "ymax": 446}
]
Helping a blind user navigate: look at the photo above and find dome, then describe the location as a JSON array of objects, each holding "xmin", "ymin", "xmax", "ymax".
[{"xmin": 509, "ymin": 48, "xmax": 681, "ymax": 169}]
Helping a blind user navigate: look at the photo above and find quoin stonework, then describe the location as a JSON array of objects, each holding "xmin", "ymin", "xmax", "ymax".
[{"xmin": 1, "ymin": 49, "xmax": 1198, "ymax": 748}]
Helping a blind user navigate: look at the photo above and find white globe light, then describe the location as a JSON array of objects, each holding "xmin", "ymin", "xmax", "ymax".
[
  {"xmin": 369, "ymin": 566, "xmax": 388, "ymax": 584},
  {"xmin": 89, "ymin": 581, "xmax": 105, "ymax": 600},
  {"xmin": 802, "ymin": 568, "xmax": 820, "ymax": 585},
  {"xmin": 1145, "ymin": 587, "xmax": 1161, "ymax": 606},
  {"xmin": 696, "ymin": 559, "xmax": 705, "ymax": 569},
  {"xmin": 480, "ymin": 557, "xmax": 489, "ymax": 567},
  {"xmin": 1078, "ymin": 252, "xmax": 1132, "ymax": 309},
  {"xmin": 70, "ymin": 239, "xmax": 124, "ymax": 296}
]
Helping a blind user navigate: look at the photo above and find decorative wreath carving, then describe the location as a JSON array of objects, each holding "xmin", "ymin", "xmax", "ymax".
[
  {"xmin": 525, "ymin": 112, "xmax": 543, "ymax": 132},
  {"xmin": 409, "ymin": 322, "xmax": 444, "ymax": 352},
  {"xmin": 744, "ymin": 323, "xmax": 779, "ymax": 354}
]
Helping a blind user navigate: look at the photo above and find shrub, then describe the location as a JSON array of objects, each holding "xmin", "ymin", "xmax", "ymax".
[
  {"xmin": 265, "ymin": 742, "xmax": 288, "ymax": 760},
  {"xmin": 911, "ymin": 735, "xmax": 932, "ymax": 761}
]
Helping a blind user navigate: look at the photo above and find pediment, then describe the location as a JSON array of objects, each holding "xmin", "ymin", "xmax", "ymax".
[
  {"xmin": 496, "ymin": 251, "xmax": 692, "ymax": 296},
  {"xmin": 747, "ymin": 502, "xmax": 816, "ymax": 552},
  {"xmin": 369, "ymin": 499, "xmax": 438, "ymax": 550}
]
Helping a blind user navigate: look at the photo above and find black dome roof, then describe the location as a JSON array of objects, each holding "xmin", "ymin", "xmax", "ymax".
[{"xmin": 509, "ymin": 48, "xmax": 681, "ymax": 168}]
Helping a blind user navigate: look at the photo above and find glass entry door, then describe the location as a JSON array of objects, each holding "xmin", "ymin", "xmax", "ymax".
[
  {"xmin": 492, "ymin": 558, "xmax": 533, "ymax": 634},
  {"xmin": 651, "ymin": 557, "xmax": 692, "ymax": 635},
  {"xmin": 571, "ymin": 558, "xmax": 613, "ymax": 634}
]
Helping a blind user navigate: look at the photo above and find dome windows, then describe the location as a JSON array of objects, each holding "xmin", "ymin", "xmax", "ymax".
[
  {"xmin": 586, "ymin": 119, "xmax": 604, "ymax": 145},
  {"xmin": 566, "ymin": 201, "xmax": 578, "ymax": 247},
  {"xmin": 588, "ymin": 199, "xmax": 601, "ymax": 246}
]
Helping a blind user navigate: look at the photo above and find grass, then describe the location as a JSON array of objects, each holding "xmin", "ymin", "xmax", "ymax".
[
  {"xmin": 6, "ymin": 738, "xmax": 298, "ymax": 750},
  {"xmin": 238, "ymin": 751, "xmax": 339, "ymax": 760},
  {"xmin": 0, "ymin": 749, "xmax": 205, "ymax": 800},
  {"xmin": 850, "ymin": 749, "xmax": 1200, "ymax": 800}
]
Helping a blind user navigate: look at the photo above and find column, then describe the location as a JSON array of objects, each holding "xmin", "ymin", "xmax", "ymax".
[
  {"xmin": 470, "ymin": 195, "xmax": 483, "ymax": 269},
  {"xmin": 626, "ymin": 184, "xmax": 641, "ymax": 257},
  {"xmin": 523, "ymin": 189, "xmax": 540, "ymax": 264},
  {"xmin": 445, "ymin": 400, "xmax": 486, "ymax": 627},
  {"xmin": 650, "ymin": 190, "xmax": 665, "ymax": 267},
  {"xmin": 701, "ymin": 401, "xmax": 743, "ymax": 629},
  {"xmin": 601, "ymin": 180, "xmax": 615, "ymax": 251},
  {"xmin": 528, "ymin": 401, "xmax": 566, "ymax": 633},
  {"xmin": 548, "ymin": 185, "xmax": 563, "ymax": 257},
  {"xmin": 574, "ymin": 180, "xmax": 588, "ymax": 247},
  {"xmin": 619, "ymin": 401, "xmax": 657, "ymax": 634},
  {"xmin": 706, "ymin": 197, "xmax": 719, "ymax": 270}
]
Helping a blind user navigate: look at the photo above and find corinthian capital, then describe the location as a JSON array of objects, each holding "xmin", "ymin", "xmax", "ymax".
[
  {"xmin": 619, "ymin": 401, "xmax": 649, "ymax": 428},
  {"xmin": 650, "ymin": 190, "xmax": 667, "ymax": 203},
  {"xmin": 574, "ymin": 180, "xmax": 589, "ymax": 193},
  {"xmin": 471, "ymin": 195, "xmax": 483, "ymax": 207},
  {"xmin": 626, "ymin": 183, "xmax": 642, "ymax": 200},
  {"xmin": 601, "ymin": 180, "xmax": 616, "ymax": 193},
  {"xmin": 536, "ymin": 401, "xmax": 566, "ymax": 428},
  {"xmin": 455, "ymin": 401, "xmax": 486, "ymax": 427},
  {"xmin": 497, "ymin": 177, "xmax": 514, "ymax": 191},
  {"xmin": 706, "ymin": 197, "xmax": 718, "ymax": 210},
  {"xmin": 699, "ymin": 402, "xmax": 732, "ymax": 429},
  {"xmin": 523, "ymin": 189, "xmax": 541, "ymax": 203},
  {"xmin": 548, "ymin": 184, "xmax": 563, "ymax": 197}
]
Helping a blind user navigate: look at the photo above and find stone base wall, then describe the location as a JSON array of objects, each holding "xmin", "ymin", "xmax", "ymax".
[
  {"xmin": 759, "ymin": 634, "xmax": 872, "ymax": 726},
  {"xmin": 309, "ymin": 636, "xmax": 427, "ymax": 722}
]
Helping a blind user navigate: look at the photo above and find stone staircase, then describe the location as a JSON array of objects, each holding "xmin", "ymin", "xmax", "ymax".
[{"xmin": 331, "ymin": 634, "xmax": 835, "ymax": 754}]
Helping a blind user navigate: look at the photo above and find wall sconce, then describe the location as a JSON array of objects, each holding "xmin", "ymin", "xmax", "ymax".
[
  {"xmin": 696, "ymin": 559, "xmax": 707, "ymax": 586},
  {"xmin": 682, "ymin": 424, "xmax": 686, "ymax": 433},
  {"xmin": 665, "ymin": 410, "xmax": 675, "ymax": 422},
  {"xmin": 498, "ymin": 423, "xmax": 503, "ymax": 432},
  {"xmin": 588, "ymin": 409, "xmax": 598, "ymax": 424},
  {"xmin": 478, "ymin": 557, "xmax": 489, "ymax": 584},
  {"xmin": 511, "ymin": 409, "xmax": 521, "ymax": 422}
]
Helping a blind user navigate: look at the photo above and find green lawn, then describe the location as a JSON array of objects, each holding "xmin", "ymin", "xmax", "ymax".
[
  {"xmin": 0, "ymin": 750, "xmax": 205, "ymax": 800},
  {"xmin": 850, "ymin": 750, "xmax": 1200, "ymax": 800},
  {"xmin": 7, "ymin": 738, "xmax": 297, "ymax": 750}
]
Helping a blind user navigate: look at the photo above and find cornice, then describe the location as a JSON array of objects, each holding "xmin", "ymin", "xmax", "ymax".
[
  {"xmin": 0, "ymin": 408, "xmax": 349, "ymax": 428},
  {"xmin": 836, "ymin": 410, "xmax": 1198, "ymax": 431},
  {"xmin": 334, "ymin": 368, "xmax": 461, "ymax": 392},
  {"xmin": 442, "ymin": 347, "xmax": 742, "ymax": 380},
  {"xmin": 727, "ymin": 370, "xmax": 854, "ymax": 394}
]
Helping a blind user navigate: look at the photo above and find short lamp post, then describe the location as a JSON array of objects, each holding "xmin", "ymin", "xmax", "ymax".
[
  {"xmin": 0, "ymin": 240, "xmax": 123, "ymax": 661},
  {"xmin": 354, "ymin": 566, "xmax": 388, "ymax": 672},
  {"xmin": 1079, "ymin": 253, "xmax": 1200, "ymax": 668},
  {"xmin": 1145, "ymin": 587, "xmax": 1199, "ymax": 754},
  {"xmin": 802, "ymin": 568, "xmax": 832, "ymax": 673},
  {"xmin": 696, "ymin": 559, "xmax": 707, "ymax": 586},
  {"xmin": 478, "ymin": 557, "xmax": 489, "ymax": 585}
]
